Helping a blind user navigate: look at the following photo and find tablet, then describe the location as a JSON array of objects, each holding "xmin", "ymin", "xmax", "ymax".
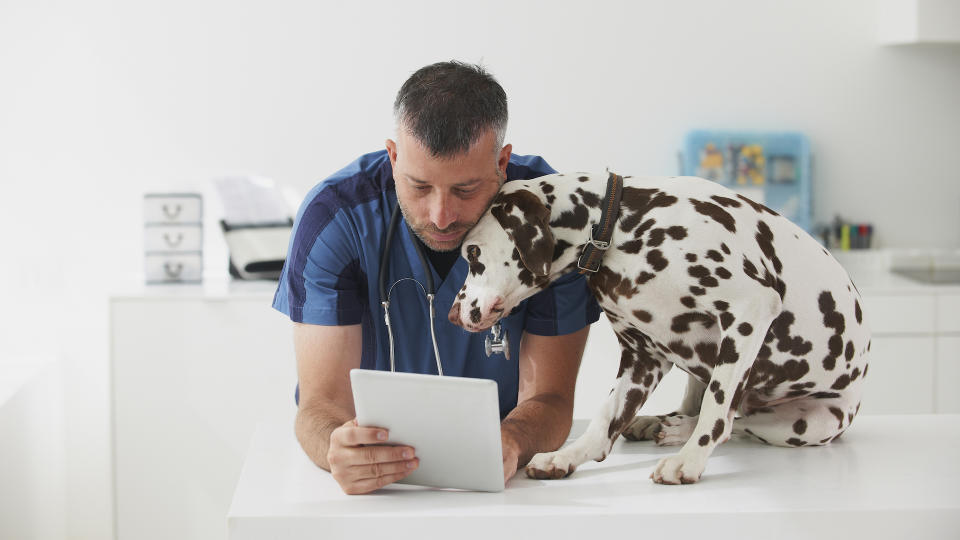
[{"xmin": 350, "ymin": 369, "xmax": 504, "ymax": 492}]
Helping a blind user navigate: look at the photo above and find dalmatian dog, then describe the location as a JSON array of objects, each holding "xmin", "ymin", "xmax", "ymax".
[{"xmin": 448, "ymin": 172, "xmax": 870, "ymax": 485}]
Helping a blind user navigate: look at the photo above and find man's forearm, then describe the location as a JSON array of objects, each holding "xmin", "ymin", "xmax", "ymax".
[
  {"xmin": 500, "ymin": 392, "xmax": 573, "ymax": 467},
  {"xmin": 295, "ymin": 402, "xmax": 351, "ymax": 471}
]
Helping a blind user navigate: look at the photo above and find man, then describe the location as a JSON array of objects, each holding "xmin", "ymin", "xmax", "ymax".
[{"xmin": 273, "ymin": 61, "xmax": 600, "ymax": 495}]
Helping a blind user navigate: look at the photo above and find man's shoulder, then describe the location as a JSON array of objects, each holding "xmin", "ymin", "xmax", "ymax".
[
  {"xmin": 506, "ymin": 153, "xmax": 557, "ymax": 181},
  {"xmin": 294, "ymin": 151, "xmax": 393, "ymax": 227}
]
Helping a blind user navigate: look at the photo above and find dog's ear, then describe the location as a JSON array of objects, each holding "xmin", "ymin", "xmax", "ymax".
[{"xmin": 490, "ymin": 188, "xmax": 555, "ymax": 278}]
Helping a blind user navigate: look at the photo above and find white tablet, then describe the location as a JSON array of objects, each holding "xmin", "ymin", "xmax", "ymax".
[{"xmin": 350, "ymin": 368, "xmax": 504, "ymax": 492}]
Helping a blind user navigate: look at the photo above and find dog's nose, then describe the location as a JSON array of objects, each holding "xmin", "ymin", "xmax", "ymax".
[{"xmin": 448, "ymin": 302, "xmax": 462, "ymax": 326}]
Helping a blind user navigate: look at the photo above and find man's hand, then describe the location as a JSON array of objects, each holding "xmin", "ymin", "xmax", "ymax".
[{"xmin": 326, "ymin": 419, "xmax": 419, "ymax": 495}]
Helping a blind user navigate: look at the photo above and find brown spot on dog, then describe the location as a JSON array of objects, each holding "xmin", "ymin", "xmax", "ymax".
[
  {"xmin": 619, "ymin": 239, "xmax": 645, "ymax": 254},
  {"xmin": 637, "ymin": 271, "xmax": 657, "ymax": 285},
  {"xmin": 769, "ymin": 311, "xmax": 814, "ymax": 356},
  {"xmin": 793, "ymin": 419, "xmax": 808, "ymax": 435},
  {"xmin": 855, "ymin": 299, "xmax": 862, "ymax": 324},
  {"xmin": 672, "ymin": 312, "xmax": 716, "ymax": 333},
  {"xmin": 845, "ymin": 341, "xmax": 855, "ymax": 361},
  {"xmin": 694, "ymin": 342, "xmax": 718, "ymax": 367},
  {"xmin": 647, "ymin": 249, "xmax": 669, "ymax": 271},
  {"xmin": 717, "ymin": 336, "xmax": 739, "ymax": 364},
  {"xmin": 738, "ymin": 322, "xmax": 753, "ymax": 336},
  {"xmin": 690, "ymin": 198, "xmax": 737, "ymax": 233},
  {"xmin": 465, "ymin": 244, "xmax": 486, "ymax": 276},
  {"xmin": 712, "ymin": 419, "xmax": 725, "ymax": 441},
  {"xmin": 721, "ymin": 243, "xmax": 731, "ymax": 255},
  {"xmin": 714, "ymin": 300, "xmax": 729, "ymax": 311},
  {"xmin": 829, "ymin": 406, "xmax": 845, "ymax": 428},
  {"xmin": 711, "ymin": 195, "xmax": 742, "ymax": 208},
  {"xmin": 633, "ymin": 310, "xmax": 652, "ymax": 323},
  {"xmin": 648, "ymin": 228, "xmax": 666, "ymax": 247},
  {"xmin": 575, "ymin": 187, "xmax": 601, "ymax": 208},
  {"xmin": 698, "ymin": 434, "xmax": 710, "ymax": 446},
  {"xmin": 706, "ymin": 250, "xmax": 724, "ymax": 262},
  {"xmin": 715, "ymin": 267, "xmax": 732, "ymax": 279},
  {"xmin": 737, "ymin": 194, "xmax": 778, "ymax": 216},
  {"xmin": 589, "ymin": 267, "xmax": 638, "ymax": 303},
  {"xmin": 668, "ymin": 340, "xmax": 694, "ymax": 359},
  {"xmin": 832, "ymin": 374, "xmax": 851, "ymax": 390},
  {"xmin": 690, "ymin": 286, "xmax": 706, "ymax": 296},
  {"xmin": 618, "ymin": 187, "xmax": 678, "ymax": 232},
  {"xmin": 719, "ymin": 312, "xmax": 735, "ymax": 330},
  {"xmin": 686, "ymin": 253, "xmax": 698, "ymax": 262},
  {"xmin": 680, "ymin": 296, "xmax": 696, "ymax": 309},
  {"xmin": 786, "ymin": 438, "xmax": 807, "ymax": 447},
  {"xmin": 755, "ymin": 221, "xmax": 783, "ymax": 274}
]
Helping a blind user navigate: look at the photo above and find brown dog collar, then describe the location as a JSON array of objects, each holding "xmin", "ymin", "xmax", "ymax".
[{"xmin": 577, "ymin": 171, "xmax": 624, "ymax": 274}]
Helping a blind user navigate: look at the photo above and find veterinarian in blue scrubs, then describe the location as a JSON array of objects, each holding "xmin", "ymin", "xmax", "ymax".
[{"xmin": 273, "ymin": 61, "xmax": 600, "ymax": 495}]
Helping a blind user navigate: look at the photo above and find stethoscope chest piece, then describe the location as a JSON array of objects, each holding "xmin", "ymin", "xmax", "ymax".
[{"xmin": 484, "ymin": 321, "xmax": 510, "ymax": 361}]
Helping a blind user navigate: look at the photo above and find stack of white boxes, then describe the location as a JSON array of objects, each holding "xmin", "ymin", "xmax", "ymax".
[{"xmin": 143, "ymin": 193, "xmax": 203, "ymax": 283}]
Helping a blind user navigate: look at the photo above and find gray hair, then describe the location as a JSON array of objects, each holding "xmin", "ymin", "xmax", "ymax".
[{"xmin": 393, "ymin": 61, "xmax": 507, "ymax": 157}]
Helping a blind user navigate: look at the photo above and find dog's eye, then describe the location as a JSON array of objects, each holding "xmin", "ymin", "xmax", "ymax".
[{"xmin": 467, "ymin": 245, "xmax": 481, "ymax": 259}]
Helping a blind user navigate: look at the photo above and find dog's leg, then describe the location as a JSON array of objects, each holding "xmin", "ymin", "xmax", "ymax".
[
  {"xmin": 651, "ymin": 293, "xmax": 781, "ymax": 485},
  {"xmin": 526, "ymin": 331, "xmax": 669, "ymax": 479},
  {"xmin": 734, "ymin": 397, "xmax": 862, "ymax": 447},
  {"xmin": 623, "ymin": 373, "xmax": 705, "ymax": 443}
]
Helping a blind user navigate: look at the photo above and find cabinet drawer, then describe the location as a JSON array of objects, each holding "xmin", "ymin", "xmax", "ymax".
[
  {"xmin": 144, "ymin": 253, "xmax": 202, "ymax": 283},
  {"xmin": 144, "ymin": 225, "xmax": 203, "ymax": 253},
  {"xmin": 143, "ymin": 194, "xmax": 202, "ymax": 224},
  {"xmin": 936, "ymin": 294, "xmax": 960, "ymax": 333},
  {"xmin": 862, "ymin": 294, "xmax": 935, "ymax": 334}
]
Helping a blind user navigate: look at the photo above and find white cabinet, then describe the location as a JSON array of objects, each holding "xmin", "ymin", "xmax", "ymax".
[
  {"xmin": 937, "ymin": 336, "xmax": 960, "ymax": 413},
  {"xmin": 110, "ymin": 285, "xmax": 295, "ymax": 540},
  {"xmin": 860, "ymin": 336, "xmax": 935, "ymax": 414}
]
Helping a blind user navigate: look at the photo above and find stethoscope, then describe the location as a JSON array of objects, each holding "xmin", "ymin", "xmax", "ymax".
[{"xmin": 378, "ymin": 202, "xmax": 510, "ymax": 376}]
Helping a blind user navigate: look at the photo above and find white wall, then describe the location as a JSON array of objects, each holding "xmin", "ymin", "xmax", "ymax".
[{"xmin": 1, "ymin": 1, "xmax": 958, "ymax": 538}]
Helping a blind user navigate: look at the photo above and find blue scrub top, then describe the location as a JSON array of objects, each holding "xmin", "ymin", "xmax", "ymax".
[{"xmin": 273, "ymin": 150, "xmax": 601, "ymax": 418}]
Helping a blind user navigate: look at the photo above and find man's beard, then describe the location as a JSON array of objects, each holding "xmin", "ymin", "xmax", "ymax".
[{"xmin": 397, "ymin": 204, "xmax": 473, "ymax": 252}]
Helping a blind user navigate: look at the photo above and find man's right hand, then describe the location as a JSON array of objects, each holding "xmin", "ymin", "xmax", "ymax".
[{"xmin": 326, "ymin": 419, "xmax": 419, "ymax": 495}]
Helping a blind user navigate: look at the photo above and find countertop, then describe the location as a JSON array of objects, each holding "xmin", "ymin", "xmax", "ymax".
[{"xmin": 228, "ymin": 415, "xmax": 960, "ymax": 540}]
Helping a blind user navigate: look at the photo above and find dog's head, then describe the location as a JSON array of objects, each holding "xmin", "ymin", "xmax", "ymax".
[{"xmin": 448, "ymin": 182, "xmax": 556, "ymax": 332}]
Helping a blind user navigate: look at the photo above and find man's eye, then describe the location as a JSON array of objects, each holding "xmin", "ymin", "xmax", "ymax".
[
  {"xmin": 455, "ymin": 188, "xmax": 477, "ymax": 196},
  {"xmin": 413, "ymin": 185, "xmax": 430, "ymax": 191}
]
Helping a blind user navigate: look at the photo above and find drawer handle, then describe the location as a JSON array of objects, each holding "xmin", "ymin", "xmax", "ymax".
[
  {"xmin": 163, "ymin": 232, "xmax": 184, "ymax": 247},
  {"xmin": 164, "ymin": 262, "xmax": 184, "ymax": 278},
  {"xmin": 162, "ymin": 203, "xmax": 183, "ymax": 220}
]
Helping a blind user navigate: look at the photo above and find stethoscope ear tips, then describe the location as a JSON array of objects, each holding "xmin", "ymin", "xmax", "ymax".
[{"xmin": 484, "ymin": 321, "xmax": 510, "ymax": 360}]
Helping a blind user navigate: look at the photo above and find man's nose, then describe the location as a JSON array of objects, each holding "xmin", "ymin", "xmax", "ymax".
[{"xmin": 430, "ymin": 192, "xmax": 458, "ymax": 231}]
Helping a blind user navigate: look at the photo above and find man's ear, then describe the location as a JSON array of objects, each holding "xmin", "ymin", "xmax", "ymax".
[{"xmin": 490, "ymin": 188, "xmax": 555, "ymax": 277}]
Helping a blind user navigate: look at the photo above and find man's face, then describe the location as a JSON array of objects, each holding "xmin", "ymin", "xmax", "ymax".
[{"xmin": 386, "ymin": 129, "xmax": 512, "ymax": 252}]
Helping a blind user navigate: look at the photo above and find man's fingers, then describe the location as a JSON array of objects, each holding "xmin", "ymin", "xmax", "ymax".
[
  {"xmin": 354, "ymin": 458, "xmax": 419, "ymax": 482},
  {"xmin": 333, "ymin": 424, "xmax": 389, "ymax": 447},
  {"xmin": 347, "ymin": 468, "xmax": 418, "ymax": 495}
]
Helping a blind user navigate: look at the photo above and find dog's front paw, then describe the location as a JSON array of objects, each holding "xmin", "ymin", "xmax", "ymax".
[
  {"xmin": 650, "ymin": 452, "xmax": 705, "ymax": 485},
  {"xmin": 526, "ymin": 451, "xmax": 577, "ymax": 480}
]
